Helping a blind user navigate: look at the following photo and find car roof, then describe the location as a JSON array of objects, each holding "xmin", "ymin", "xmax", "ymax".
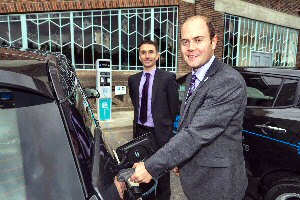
[
  {"xmin": 0, "ymin": 47, "xmax": 80, "ymax": 101},
  {"xmin": 0, "ymin": 47, "xmax": 49, "ymax": 79},
  {"xmin": 0, "ymin": 47, "xmax": 54, "ymax": 98},
  {"xmin": 235, "ymin": 67, "xmax": 300, "ymax": 79}
]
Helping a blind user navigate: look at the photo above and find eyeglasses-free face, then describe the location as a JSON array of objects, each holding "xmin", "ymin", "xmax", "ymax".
[
  {"xmin": 181, "ymin": 18, "xmax": 217, "ymax": 70},
  {"xmin": 139, "ymin": 44, "xmax": 160, "ymax": 70}
]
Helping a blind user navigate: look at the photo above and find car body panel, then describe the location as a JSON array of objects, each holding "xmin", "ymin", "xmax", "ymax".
[
  {"xmin": 19, "ymin": 102, "xmax": 86, "ymax": 200},
  {"xmin": 0, "ymin": 48, "xmax": 120, "ymax": 200},
  {"xmin": 237, "ymin": 68, "xmax": 300, "ymax": 176},
  {"xmin": 243, "ymin": 107, "xmax": 300, "ymax": 176}
]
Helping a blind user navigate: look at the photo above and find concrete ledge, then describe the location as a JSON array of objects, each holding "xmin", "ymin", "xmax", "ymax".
[{"xmin": 215, "ymin": 0, "xmax": 300, "ymax": 29}]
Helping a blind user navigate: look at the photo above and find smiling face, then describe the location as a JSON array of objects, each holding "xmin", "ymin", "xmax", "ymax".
[
  {"xmin": 139, "ymin": 43, "xmax": 160, "ymax": 71},
  {"xmin": 181, "ymin": 17, "xmax": 218, "ymax": 70}
]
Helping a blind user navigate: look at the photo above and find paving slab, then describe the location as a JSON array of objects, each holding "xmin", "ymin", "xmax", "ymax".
[{"xmin": 98, "ymin": 111, "xmax": 134, "ymax": 129}]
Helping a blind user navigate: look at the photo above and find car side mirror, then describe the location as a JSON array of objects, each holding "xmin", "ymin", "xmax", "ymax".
[{"xmin": 84, "ymin": 88, "xmax": 100, "ymax": 99}]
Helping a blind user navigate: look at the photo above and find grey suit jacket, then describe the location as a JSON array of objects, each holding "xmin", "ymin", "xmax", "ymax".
[
  {"xmin": 145, "ymin": 58, "xmax": 248, "ymax": 200},
  {"xmin": 128, "ymin": 68, "xmax": 180, "ymax": 147}
]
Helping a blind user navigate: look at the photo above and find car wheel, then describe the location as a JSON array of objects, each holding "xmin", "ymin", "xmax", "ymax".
[{"xmin": 264, "ymin": 177, "xmax": 300, "ymax": 200}]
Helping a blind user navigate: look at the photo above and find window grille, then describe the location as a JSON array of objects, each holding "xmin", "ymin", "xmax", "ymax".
[
  {"xmin": 223, "ymin": 14, "xmax": 298, "ymax": 67},
  {"xmin": 0, "ymin": 7, "xmax": 178, "ymax": 71}
]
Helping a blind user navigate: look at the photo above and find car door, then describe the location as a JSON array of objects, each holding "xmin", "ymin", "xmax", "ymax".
[{"xmin": 242, "ymin": 72, "xmax": 300, "ymax": 177}]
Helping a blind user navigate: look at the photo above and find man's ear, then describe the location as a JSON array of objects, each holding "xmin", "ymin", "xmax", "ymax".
[
  {"xmin": 212, "ymin": 35, "xmax": 218, "ymax": 50},
  {"xmin": 156, "ymin": 53, "xmax": 160, "ymax": 61}
]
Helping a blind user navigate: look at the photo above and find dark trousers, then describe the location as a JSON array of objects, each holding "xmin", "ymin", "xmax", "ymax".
[{"xmin": 135, "ymin": 124, "xmax": 171, "ymax": 200}]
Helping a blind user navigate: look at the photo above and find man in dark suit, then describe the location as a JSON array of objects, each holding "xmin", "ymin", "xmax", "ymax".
[
  {"xmin": 131, "ymin": 16, "xmax": 248, "ymax": 200},
  {"xmin": 128, "ymin": 40, "xmax": 180, "ymax": 200}
]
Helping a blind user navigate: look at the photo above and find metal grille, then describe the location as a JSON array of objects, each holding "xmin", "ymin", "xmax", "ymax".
[
  {"xmin": 223, "ymin": 14, "xmax": 299, "ymax": 67},
  {"xmin": 0, "ymin": 7, "xmax": 178, "ymax": 71},
  {"xmin": 0, "ymin": 16, "xmax": 22, "ymax": 48}
]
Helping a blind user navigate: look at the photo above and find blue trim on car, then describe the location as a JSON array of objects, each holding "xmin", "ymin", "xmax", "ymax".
[{"xmin": 242, "ymin": 129, "xmax": 300, "ymax": 150}]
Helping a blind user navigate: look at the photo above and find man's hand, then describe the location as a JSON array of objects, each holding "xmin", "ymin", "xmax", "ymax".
[
  {"xmin": 130, "ymin": 162, "xmax": 152, "ymax": 183},
  {"xmin": 173, "ymin": 167, "xmax": 180, "ymax": 176},
  {"xmin": 114, "ymin": 176, "xmax": 126, "ymax": 199}
]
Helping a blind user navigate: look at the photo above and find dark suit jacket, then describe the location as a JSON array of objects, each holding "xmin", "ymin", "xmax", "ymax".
[
  {"xmin": 128, "ymin": 68, "xmax": 180, "ymax": 147},
  {"xmin": 144, "ymin": 58, "xmax": 248, "ymax": 200}
]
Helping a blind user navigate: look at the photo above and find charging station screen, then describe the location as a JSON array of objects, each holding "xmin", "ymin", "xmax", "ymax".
[{"xmin": 98, "ymin": 61, "xmax": 110, "ymax": 68}]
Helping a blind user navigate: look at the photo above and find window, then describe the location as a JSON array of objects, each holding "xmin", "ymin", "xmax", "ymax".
[
  {"xmin": 274, "ymin": 79, "xmax": 298, "ymax": 107},
  {"xmin": 0, "ymin": 7, "xmax": 178, "ymax": 71},
  {"xmin": 243, "ymin": 73, "xmax": 282, "ymax": 107},
  {"xmin": 223, "ymin": 14, "xmax": 299, "ymax": 67},
  {"xmin": 0, "ymin": 87, "xmax": 53, "ymax": 199},
  {"xmin": 0, "ymin": 16, "xmax": 22, "ymax": 48}
]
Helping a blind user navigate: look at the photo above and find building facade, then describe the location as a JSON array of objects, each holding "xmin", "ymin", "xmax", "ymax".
[{"xmin": 0, "ymin": 0, "xmax": 299, "ymax": 111}]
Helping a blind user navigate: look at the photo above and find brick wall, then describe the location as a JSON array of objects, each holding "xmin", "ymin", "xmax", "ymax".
[
  {"xmin": 0, "ymin": 0, "xmax": 179, "ymax": 14},
  {"xmin": 0, "ymin": 47, "xmax": 46, "ymax": 60},
  {"xmin": 195, "ymin": 0, "xmax": 224, "ymax": 61},
  {"xmin": 177, "ymin": 0, "xmax": 195, "ymax": 74}
]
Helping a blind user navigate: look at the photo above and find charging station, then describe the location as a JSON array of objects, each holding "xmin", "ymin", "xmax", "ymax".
[{"xmin": 96, "ymin": 59, "xmax": 112, "ymax": 121}]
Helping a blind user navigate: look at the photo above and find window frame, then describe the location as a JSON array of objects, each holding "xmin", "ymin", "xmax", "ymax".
[
  {"xmin": 242, "ymin": 72, "xmax": 300, "ymax": 108},
  {"xmin": 0, "ymin": 7, "xmax": 179, "ymax": 72},
  {"xmin": 223, "ymin": 14, "xmax": 299, "ymax": 67}
]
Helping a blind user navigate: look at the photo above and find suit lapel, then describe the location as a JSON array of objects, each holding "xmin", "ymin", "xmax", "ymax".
[
  {"xmin": 178, "ymin": 58, "xmax": 221, "ymax": 130},
  {"xmin": 134, "ymin": 72, "xmax": 143, "ymax": 111},
  {"xmin": 151, "ymin": 68, "xmax": 161, "ymax": 110},
  {"xmin": 180, "ymin": 73, "xmax": 192, "ymax": 116}
]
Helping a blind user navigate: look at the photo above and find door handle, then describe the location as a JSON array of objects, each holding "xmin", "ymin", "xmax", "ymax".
[{"xmin": 255, "ymin": 124, "xmax": 286, "ymax": 134}]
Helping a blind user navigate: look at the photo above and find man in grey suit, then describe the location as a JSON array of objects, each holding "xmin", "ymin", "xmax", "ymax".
[
  {"xmin": 131, "ymin": 16, "xmax": 248, "ymax": 200},
  {"xmin": 128, "ymin": 39, "xmax": 180, "ymax": 199}
]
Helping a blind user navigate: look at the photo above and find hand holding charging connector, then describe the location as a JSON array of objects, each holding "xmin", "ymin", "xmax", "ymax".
[
  {"xmin": 117, "ymin": 168, "xmax": 135, "ymax": 183},
  {"xmin": 117, "ymin": 168, "xmax": 143, "ymax": 200}
]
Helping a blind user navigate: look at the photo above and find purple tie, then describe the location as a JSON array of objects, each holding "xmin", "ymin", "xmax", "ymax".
[
  {"xmin": 140, "ymin": 73, "xmax": 150, "ymax": 124},
  {"xmin": 185, "ymin": 74, "xmax": 197, "ymax": 104}
]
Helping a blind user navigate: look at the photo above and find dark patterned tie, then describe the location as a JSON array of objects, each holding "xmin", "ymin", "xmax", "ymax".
[
  {"xmin": 140, "ymin": 73, "xmax": 150, "ymax": 124},
  {"xmin": 185, "ymin": 74, "xmax": 197, "ymax": 104}
]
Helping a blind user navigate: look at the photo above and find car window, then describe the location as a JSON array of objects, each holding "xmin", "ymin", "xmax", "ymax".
[
  {"xmin": 242, "ymin": 73, "xmax": 283, "ymax": 107},
  {"xmin": 274, "ymin": 79, "xmax": 298, "ymax": 107},
  {"xmin": 0, "ymin": 87, "xmax": 53, "ymax": 199}
]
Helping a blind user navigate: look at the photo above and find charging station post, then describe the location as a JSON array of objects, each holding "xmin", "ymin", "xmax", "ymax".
[{"xmin": 96, "ymin": 59, "xmax": 112, "ymax": 121}]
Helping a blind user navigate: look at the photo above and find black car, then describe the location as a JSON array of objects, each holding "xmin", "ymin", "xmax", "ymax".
[
  {"xmin": 0, "ymin": 48, "xmax": 122, "ymax": 200},
  {"xmin": 177, "ymin": 67, "xmax": 300, "ymax": 200},
  {"xmin": 236, "ymin": 67, "xmax": 300, "ymax": 200}
]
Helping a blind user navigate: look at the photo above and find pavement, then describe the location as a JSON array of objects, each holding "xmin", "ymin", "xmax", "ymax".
[
  {"xmin": 98, "ymin": 111, "xmax": 256, "ymax": 200},
  {"xmin": 98, "ymin": 111, "xmax": 188, "ymax": 200}
]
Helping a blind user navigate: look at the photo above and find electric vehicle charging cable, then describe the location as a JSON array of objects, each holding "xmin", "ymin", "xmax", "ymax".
[
  {"xmin": 117, "ymin": 168, "xmax": 158, "ymax": 200},
  {"xmin": 99, "ymin": 88, "xmax": 159, "ymax": 198},
  {"xmin": 101, "ymin": 91, "xmax": 127, "ymax": 146}
]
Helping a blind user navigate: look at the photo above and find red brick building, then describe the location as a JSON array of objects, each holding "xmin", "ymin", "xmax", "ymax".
[{"xmin": 0, "ymin": 0, "xmax": 299, "ymax": 111}]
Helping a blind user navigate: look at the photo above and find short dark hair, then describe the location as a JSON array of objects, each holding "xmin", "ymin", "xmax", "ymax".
[{"xmin": 138, "ymin": 40, "xmax": 159, "ymax": 52}]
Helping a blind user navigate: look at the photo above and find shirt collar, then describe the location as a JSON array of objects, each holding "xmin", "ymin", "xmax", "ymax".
[
  {"xmin": 192, "ymin": 55, "xmax": 215, "ymax": 81},
  {"xmin": 143, "ymin": 68, "xmax": 156, "ymax": 77}
]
